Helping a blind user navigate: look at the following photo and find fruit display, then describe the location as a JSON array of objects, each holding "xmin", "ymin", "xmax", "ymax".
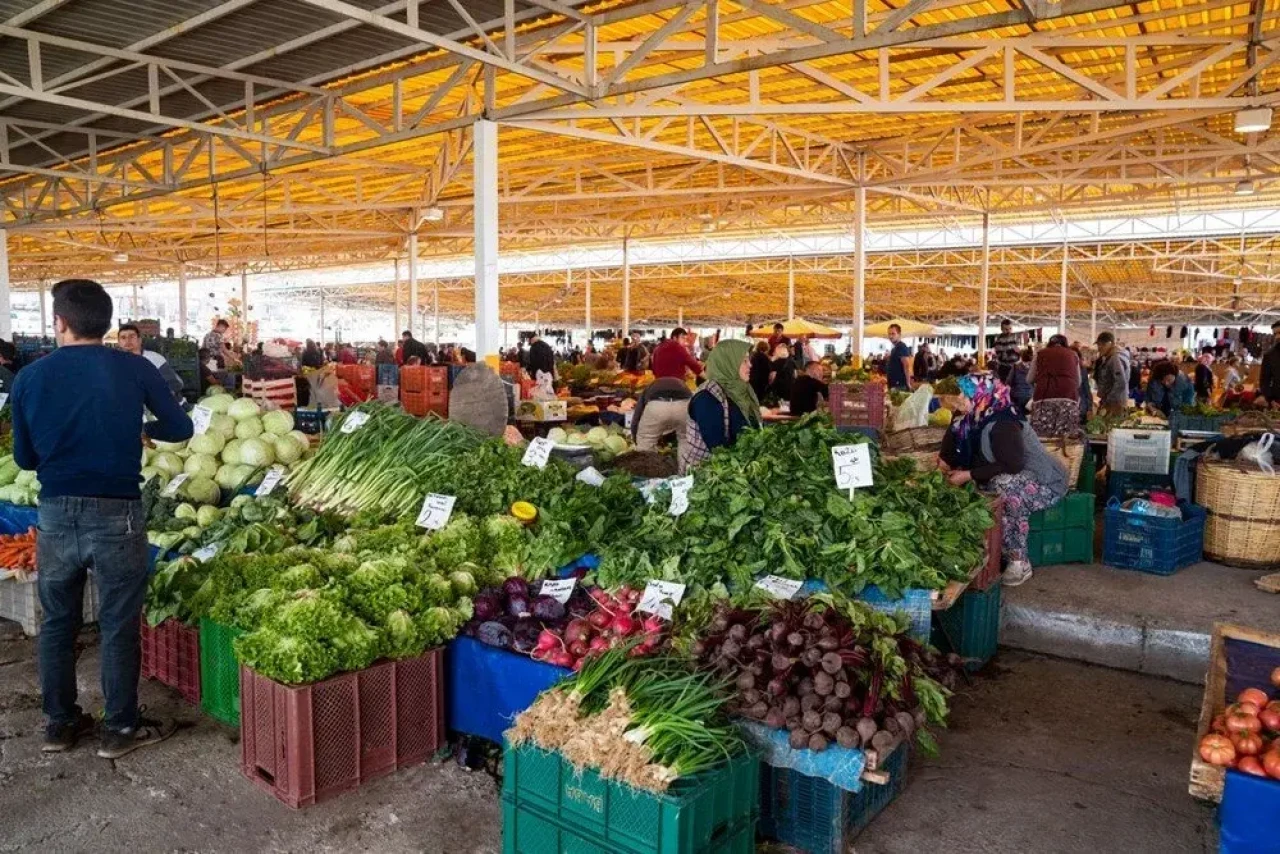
[{"xmin": 1198, "ymin": 677, "xmax": 1280, "ymax": 781}]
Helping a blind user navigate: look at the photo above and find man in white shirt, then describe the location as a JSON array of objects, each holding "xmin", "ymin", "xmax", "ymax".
[{"xmin": 118, "ymin": 324, "xmax": 184, "ymax": 401}]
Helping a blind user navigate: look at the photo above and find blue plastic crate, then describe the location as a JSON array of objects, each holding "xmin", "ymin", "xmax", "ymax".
[
  {"xmin": 856, "ymin": 586, "xmax": 931, "ymax": 642},
  {"xmin": 293, "ymin": 408, "xmax": 329, "ymax": 434},
  {"xmin": 758, "ymin": 742, "xmax": 909, "ymax": 853},
  {"xmin": 1102, "ymin": 500, "xmax": 1205, "ymax": 575},
  {"xmin": 1219, "ymin": 769, "xmax": 1280, "ymax": 854},
  {"xmin": 376, "ymin": 363, "xmax": 399, "ymax": 385},
  {"xmin": 1106, "ymin": 469, "xmax": 1174, "ymax": 503},
  {"xmin": 447, "ymin": 637, "xmax": 570, "ymax": 744}
]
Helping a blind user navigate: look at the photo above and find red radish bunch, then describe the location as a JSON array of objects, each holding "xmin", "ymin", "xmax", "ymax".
[
  {"xmin": 529, "ymin": 585, "xmax": 668, "ymax": 670},
  {"xmin": 1200, "ymin": 685, "xmax": 1280, "ymax": 780}
]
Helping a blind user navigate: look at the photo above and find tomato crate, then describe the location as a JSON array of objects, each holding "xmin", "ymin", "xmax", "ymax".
[
  {"xmin": 1027, "ymin": 520, "xmax": 1094, "ymax": 567},
  {"xmin": 828, "ymin": 383, "xmax": 886, "ymax": 430},
  {"xmin": 1103, "ymin": 501, "xmax": 1205, "ymax": 576},
  {"xmin": 931, "ymin": 583, "xmax": 1002, "ymax": 672},
  {"xmin": 141, "ymin": 618, "xmax": 201, "ymax": 705},
  {"xmin": 502, "ymin": 799, "xmax": 756, "ymax": 854},
  {"xmin": 1028, "ymin": 491, "xmax": 1095, "ymax": 532},
  {"xmin": 240, "ymin": 647, "xmax": 444, "ymax": 809},
  {"xmin": 501, "ymin": 743, "xmax": 759, "ymax": 854},
  {"xmin": 199, "ymin": 618, "xmax": 244, "ymax": 727},
  {"xmin": 758, "ymin": 742, "xmax": 909, "ymax": 853},
  {"xmin": 1189, "ymin": 624, "xmax": 1280, "ymax": 804},
  {"xmin": 400, "ymin": 365, "xmax": 449, "ymax": 393},
  {"xmin": 0, "ymin": 575, "xmax": 98, "ymax": 637}
]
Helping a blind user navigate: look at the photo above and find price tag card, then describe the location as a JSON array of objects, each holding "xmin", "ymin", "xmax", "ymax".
[
  {"xmin": 831, "ymin": 444, "xmax": 874, "ymax": 491},
  {"xmin": 521, "ymin": 436, "xmax": 555, "ymax": 469},
  {"xmin": 161, "ymin": 472, "xmax": 189, "ymax": 498},
  {"xmin": 637, "ymin": 580, "xmax": 686, "ymax": 621},
  {"xmin": 540, "ymin": 578, "xmax": 577, "ymax": 604},
  {"xmin": 668, "ymin": 475, "xmax": 693, "ymax": 516},
  {"xmin": 755, "ymin": 574, "xmax": 804, "ymax": 600},
  {"xmin": 192, "ymin": 543, "xmax": 220, "ymax": 563},
  {"xmin": 576, "ymin": 466, "xmax": 605, "ymax": 487},
  {"xmin": 254, "ymin": 465, "xmax": 286, "ymax": 497},
  {"xmin": 190, "ymin": 404, "xmax": 213, "ymax": 435},
  {"xmin": 340, "ymin": 411, "xmax": 370, "ymax": 434},
  {"xmin": 416, "ymin": 493, "xmax": 456, "ymax": 530},
  {"xmin": 623, "ymin": 410, "xmax": 634, "ymax": 429}
]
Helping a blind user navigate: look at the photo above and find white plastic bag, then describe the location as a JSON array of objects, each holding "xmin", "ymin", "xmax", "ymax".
[
  {"xmin": 530, "ymin": 370, "xmax": 557, "ymax": 401},
  {"xmin": 893, "ymin": 384, "xmax": 934, "ymax": 430},
  {"xmin": 1240, "ymin": 433, "xmax": 1275, "ymax": 475}
]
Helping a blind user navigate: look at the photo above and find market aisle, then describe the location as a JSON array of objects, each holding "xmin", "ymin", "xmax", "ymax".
[
  {"xmin": 1, "ymin": 627, "xmax": 1214, "ymax": 854},
  {"xmin": 859, "ymin": 650, "xmax": 1216, "ymax": 854}
]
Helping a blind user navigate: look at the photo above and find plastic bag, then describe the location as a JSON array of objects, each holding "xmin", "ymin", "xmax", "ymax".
[
  {"xmin": 893, "ymin": 383, "xmax": 934, "ymax": 430},
  {"xmin": 529, "ymin": 370, "xmax": 557, "ymax": 401},
  {"xmin": 1240, "ymin": 433, "xmax": 1275, "ymax": 474}
]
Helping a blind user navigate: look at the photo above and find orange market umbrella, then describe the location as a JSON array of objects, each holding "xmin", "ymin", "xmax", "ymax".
[{"xmin": 748, "ymin": 317, "xmax": 843, "ymax": 339}]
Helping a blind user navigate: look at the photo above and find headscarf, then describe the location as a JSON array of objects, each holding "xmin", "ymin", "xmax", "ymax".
[
  {"xmin": 704, "ymin": 339, "xmax": 761, "ymax": 426},
  {"xmin": 951, "ymin": 374, "xmax": 1022, "ymax": 469}
]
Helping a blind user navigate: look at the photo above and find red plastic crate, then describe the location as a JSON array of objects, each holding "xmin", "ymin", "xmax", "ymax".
[
  {"xmin": 829, "ymin": 383, "xmax": 886, "ymax": 429},
  {"xmin": 239, "ymin": 647, "xmax": 445, "ymax": 809},
  {"xmin": 399, "ymin": 365, "xmax": 449, "ymax": 393},
  {"xmin": 141, "ymin": 618, "xmax": 201, "ymax": 705},
  {"xmin": 972, "ymin": 496, "xmax": 1005, "ymax": 591},
  {"xmin": 401, "ymin": 389, "xmax": 448, "ymax": 418}
]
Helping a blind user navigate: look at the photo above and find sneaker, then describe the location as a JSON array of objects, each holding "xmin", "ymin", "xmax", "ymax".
[
  {"xmin": 42, "ymin": 714, "xmax": 96, "ymax": 753},
  {"xmin": 1003, "ymin": 560, "xmax": 1033, "ymax": 587},
  {"xmin": 96, "ymin": 711, "xmax": 176, "ymax": 760}
]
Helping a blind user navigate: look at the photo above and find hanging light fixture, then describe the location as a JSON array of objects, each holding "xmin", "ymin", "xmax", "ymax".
[
  {"xmin": 1234, "ymin": 106, "xmax": 1272, "ymax": 134},
  {"xmin": 1235, "ymin": 177, "xmax": 1257, "ymax": 196}
]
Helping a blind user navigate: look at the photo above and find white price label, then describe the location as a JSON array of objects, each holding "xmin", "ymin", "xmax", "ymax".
[
  {"xmin": 161, "ymin": 472, "xmax": 189, "ymax": 498},
  {"xmin": 637, "ymin": 579, "xmax": 686, "ymax": 620},
  {"xmin": 340, "ymin": 411, "xmax": 370, "ymax": 434},
  {"xmin": 624, "ymin": 410, "xmax": 634, "ymax": 429},
  {"xmin": 539, "ymin": 577, "xmax": 577, "ymax": 604},
  {"xmin": 668, "ymin": 475, "xmax": 693, "ymax": 516},
  {"xmin": 755, "ymin": 575, "xmax": 804, "ymax": 600},
  {"xmin": 832, "ymin": 444, "xmax": 874, "ymax": 491},
  {"xmin": 521, "ymin": 436, "xmax": 555, "ymax": 469},
  {"xmin": 255, "ymin": 465, "xmax": 286, "ymax": 497},
  {"xmin": 576, "ymin": 466, "xmax": 605, "ymax": 487},
  {"xmin": 190, "ymin": 404, "xmax": 213, "ymax": 435},
  {"xmin": 416, "ymin": 493, "xmax": 456, "ymax": 530},
  {"xmin": 192, "ymin": 543, "xmax": 220, "ymax": 563}
]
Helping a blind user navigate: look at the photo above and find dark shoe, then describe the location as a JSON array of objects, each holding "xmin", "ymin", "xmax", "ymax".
[
  {"xmin": 96, "ymin": 712, "xmax": 176, "ymax": 760},
  {"xmin": 42, "ymin": 714, "xmax": 96, "ymax": 753}
]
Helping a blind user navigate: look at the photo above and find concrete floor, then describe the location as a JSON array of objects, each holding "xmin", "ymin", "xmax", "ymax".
[{"xmin": 1, "ymin": 618, "xmax": 1218, "ymax": 854}]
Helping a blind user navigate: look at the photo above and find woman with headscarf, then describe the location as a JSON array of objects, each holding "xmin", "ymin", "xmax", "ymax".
[
  {"xmin": 748, "ymin": 340, "xmax": 773, "ymax": 399},
  {"xmin": 1026, "ymin": 334, "xmax": 1082, "ymax": 437},
  {"xmin": 938, "ymin": 376, "xmax": 1069, "ymax": 586},
  {"xmin": 680, "ymin": 339, "xmax": 761, "ymax": 472}
]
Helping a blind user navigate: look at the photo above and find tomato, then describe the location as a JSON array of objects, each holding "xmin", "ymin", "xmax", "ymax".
[
  {"xmin": 1262, "ymin": 750, "xmax": 1280, "ymax": 780},
  {"xmin": 1234, "ymin": 732, "xmax": 1264, "ymax": 756},
  {"xmin": 1259, "ymin": 707, "xmax": 1280, "ymax": 733},
  {"xmin": 1272, "ymin": 667, "xmax": 1280, "ymax": 689},
  {"xmin": 1239, "ymin": 688, "xmax": 1271, "ymax": 710},
  {"xmin": 1237, "ymin": 756, "xmax": 1268, "ymax": 777},
  {"xmin": 1212, "ymin": 713, "xmax": 1228, "ymax": 734},
  {"xmin": 1226, "ymin": 711, "xmax": 1263, "ymax": 736},
  {"xmin": 1200, "ymin": 734, "xmax": 1237, "ymax": 767}
]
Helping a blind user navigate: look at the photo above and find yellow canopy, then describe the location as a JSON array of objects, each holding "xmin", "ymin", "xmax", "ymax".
[
  {"xmin": 864, "ymin": 319, "xmax": 936, "ymax": 338},
  {"xmin": 748, "ymin": 317, "xmax": 843, "ymax": 339}
]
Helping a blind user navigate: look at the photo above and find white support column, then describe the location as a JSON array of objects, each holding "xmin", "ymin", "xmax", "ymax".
[
  {"xmin": 433, "ymin": 284, "xmax": 440, "ymax": 343},
  {"xmin": 678, "ymin": 306, "xmax": 684, "ymax": 327},
  {"xmin": 0, "ymin": 232, "xmax": 11, "ymax": 342},
  {"xmin": 852, "ymin": 184, "xmax": 866, "ymax": 364},
  {"xmin": 584, "ymin": 269, "xmax": 592, "ymax": 342},
  {"xmin": 408, "ymin": 233, "xmax": 419, "ymax": 339},
  {"xmin": 240, "ymin": 270, "xmax": 249, "ymax": 339},
  {"xmin": 393, "ymin": 258, "xmax": 401, "ymax": 339},
  {"xmin": 177, "ymin": 266, "xmax": 188, "ymax": 336},
  {"xmin": 132, "ymin": 282, "xmax": 140, "ymax": 319},
  {"xmin": 319, "ymin": 292, "xmax": 326, "ymax": 345},
  {"xmin": 474, "ymin": 119, "xmax": 501, "ymax": 361},
  {"xmin": 622, "ymin": 235, "xmax": 631, "ymax": 338},
  {"xmin": 787, "ymin": 256, "xmax": 795, "ymax": 320},
  {"xmin": 37, "ymin": 279, "xmax": 46, "ymax": 338},
  {"xmin": 1058, "ymin": 238, "xmax": 1069, "ymax": 334},
  {"xmin": 977, "ymin": 212, "xmax": 991, "ymax": 369},
  {"xmin": 1090, "ymin": 298, "xmax": 1098, "ymax": 343}
]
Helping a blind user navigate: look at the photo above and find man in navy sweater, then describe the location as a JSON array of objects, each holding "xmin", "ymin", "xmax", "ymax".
[{"xmin": 12, "ymin": 279, "xmax": 193, "ymax": 758}]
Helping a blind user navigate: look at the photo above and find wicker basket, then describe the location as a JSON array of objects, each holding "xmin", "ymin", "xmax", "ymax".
[
  {"xmin": 1040, "ymin": 435, "xmax": 1085, "ymax": 485},
  {"xmin": 885, "ymin": 448, "xmax": 941, "ymax": 473},
  {"xmin": 1195, "ymin": 459, "xmax": 1280, "ymax": 568},
  {"xmin": 882, "ymin": 425, "xmax": 949, "ymax": 454},
  {"xmin": 1219, "ymin": 411, "xmax": 1280, "ymax": 437}
]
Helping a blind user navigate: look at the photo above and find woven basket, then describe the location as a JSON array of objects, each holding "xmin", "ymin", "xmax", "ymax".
[
  {"xmin": 886, "ymin": 448, "xmax": 941, "ymax": 473},
  {"xmin": 1040, "ymin": 435, "xmax": 1085, "ymax": 485},
  {"xmin": 1220, "ymin": 411, "xmax": 1280, "ymax": 437},
  {"xmin": 1196, "ymin": 459, "xmax": 1280, "ymax": 568},
  {"xmin": 883, "ymin": 425, "xmax": 949, "ymax": 454}
]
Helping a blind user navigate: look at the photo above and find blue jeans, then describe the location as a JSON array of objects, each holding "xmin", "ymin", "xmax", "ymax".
[{"xmin": 37, "ymin": 496, "xmax": 149, "ymax": 732}]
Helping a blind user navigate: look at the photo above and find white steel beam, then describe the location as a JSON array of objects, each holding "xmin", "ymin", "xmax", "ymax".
[
  {"xmin": 409, "ymin": 232, "xmax": 419, "ymax": 339},
  {"xmin": 475, "ymin": 120, "xmax": 501, "ymax": 360},
  {"xmin": 977, "ymin": 211, "xmax": 990, "ymax": 369}
]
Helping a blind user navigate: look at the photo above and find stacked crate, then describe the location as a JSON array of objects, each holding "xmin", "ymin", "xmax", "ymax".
[{"xmin": 401, "ymin": 366, "xmax": 449, "ymax": 417}]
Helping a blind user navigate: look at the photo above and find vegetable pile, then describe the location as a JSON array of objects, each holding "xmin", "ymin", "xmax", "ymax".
[
  {"xmin": 508, "ymin": 648, "xmax": 744, "ymax": 792},
  {"xmin": 547, "ymin": 424, "xmax": 633, "ymax": 462},
  {"xmin": 0, "ymin": 527, "xmax": 37, "ymax": 573},
  {"xmin": 689, "ymin": 595, "xmax": 958, "ymax": 764},
  {"xmin": 1198, "ymin": 671, "xmax": 1280, "ymax": 780},
  {"xmin": 0, "ymin": 456, "xmax": 39, "ymax": 505},
  {"xmin": 144, "ymin": 487, "xmax": 341, "ymax": 557}
]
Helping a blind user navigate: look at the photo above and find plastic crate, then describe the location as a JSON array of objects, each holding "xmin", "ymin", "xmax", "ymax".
[
  {"xmin": 502, "ymin": 798, "xmax": 755, "ymax": 854},
  {"xmin": 0, "ymin": 575, "xmax": 98, "ymax": 637},
  {"xmin": 1105, "ymin": 470, "xmax": 1174, "ymax": 503},
  {"xmin": 1077, "ymin": 450, "xmax": 1097, "ymax": 494},
  {"xmin": 141, "ymin": 618, "xmax": 201, "ymax": 705},
  {"xmin": 1029, "ymin": 491, "xmax": 1095, "ymax": 532},
  {"xmin": 758, "ymin": 742, "xmax": 909, "ymax": 853},
  {"xmin": 1103, "ymin": 501, "xmax": 1205, "ymax": 575},
  {"xmin": 1168, "ymin": 411, "xmax": 1237, "ymax": 440},
  {"xmin": 1027, "ymin": 519, "xmax": 1094, "ymax": 567},
  {"xmin": 931, "ymin": 583, "xmax": 1001, "ymax": 671},
  {"xmin": 972, "ymin": 496, "xmax": 1004, "ymax": 591},
  {"xmin": 199, "ymin": 618, "xmax": 244, "ymax": 727},
  {"xmin": 854, "ymin": 586, "xmax": 931, "ymax": 642},
  {"xmin": 293, "ymin": 408, "xmax": 329, "ymax": 434},
  {"xmin": 1107, "ymin": 428, "xmax": 1172, "ymax": 474},
  {"xmin": 502, "ymin": 743, "xmax": 758, "ymax": 854},
  {"xmin": 401, "ymin": 388, "xmax": 447, "ymax": 418},
  {"xmin": 240, "ymin": 647, "xmax": 445, "ymax": 809},
  {"xmin": 1219, "ymin": 769, "xmax": 1280, "ymax": 853},
  {"xmin": 829, "ymin": 383, "xmax": 886, "ymax": 429},
  {"xmin": 400, "ymin": 365, "xmax": 449, "ymax": 393}
]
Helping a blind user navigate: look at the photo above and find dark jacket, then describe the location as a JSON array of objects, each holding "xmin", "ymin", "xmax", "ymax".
[
  {"xmin": 769, "ymin": 357, "xmax": 796, "ymax": 400},
  {"xmin": 1262, "ymin": 345, "xmax": 1280, "ymax": 403},
  {"xmin": 1009, "ymin": 362, "xmax": 1033, "ymax": 407},
  {"xmin": 401, "ymin": 337, "xmax": 430, "ymax": 365},
  {"xmin": 1194, "ymin": 363, "xmax": 1215, "ymax": 400},
  {"xmin": 748, "ymin": 351, "xmax": 772, "ymax": 399},
  {"xmin": 1029, "ymin": 345, "xmax": 1081, "ymax": 401},
  {"xmin": 527, "ymin": 339, "xmax": 555, "ymax": 378},
  {"xmin": 689, "ymin": 388, "xmax": 749, "ymax": 451}
]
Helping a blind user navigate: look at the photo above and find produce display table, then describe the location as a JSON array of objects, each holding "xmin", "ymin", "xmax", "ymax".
[{"xmin": 446, "ymin": 636, "xmax": 570, "ymax": 744}]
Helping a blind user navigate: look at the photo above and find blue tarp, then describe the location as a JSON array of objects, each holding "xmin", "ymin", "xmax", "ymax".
[
  {"xmin": 739, "ymin": 720, "xmax": 868, "ymax": 794},
  {"xmin": 446, "ymin": 636, "xmax": 571, "ymax": 744}
]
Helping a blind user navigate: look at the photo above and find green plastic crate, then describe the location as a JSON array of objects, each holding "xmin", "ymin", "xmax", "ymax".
[
  {"xmin": 502, "ymin": 798, "xmax": 755, "ymax": 854},
  {"xmin": 199, "ymin": 618, "xmax": 244, "ymax": 727},
  {"xmin": 1028, "ymin": 519, "xmax": 1094, "ymax": 567},
  {"xmin": 1029, "ymin": 491, "xmax": 1095, "ymax": 532},
  {"xmin": 502, "ymin": 743, "xmax": 758, "ymax": 854},
  {"xmin": 931, "ymin": 584, "xmax": 1002, "ymax": 671},
  {"xmin": 1077, "ymin": 452, "xmax": 1097, "ymax": 495}
]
